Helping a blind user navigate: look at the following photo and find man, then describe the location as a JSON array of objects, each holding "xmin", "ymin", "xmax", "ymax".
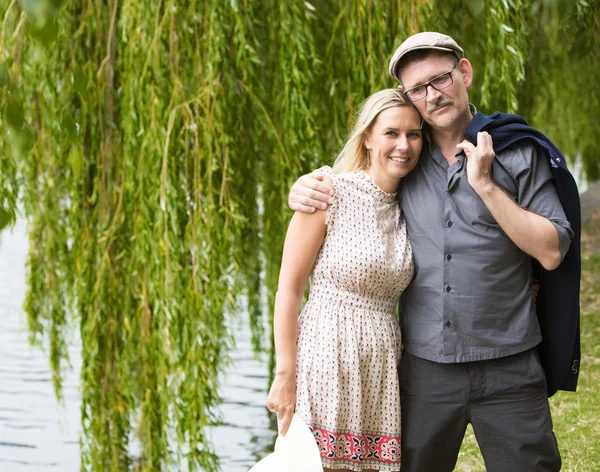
[{"xmin": 289, "ymin": 32, "xmax": 577, "ymax": 471}]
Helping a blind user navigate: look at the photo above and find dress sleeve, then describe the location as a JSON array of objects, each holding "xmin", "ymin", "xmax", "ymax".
[{"xmin": 318, "ymin": 166, "xmax": 338, "ymax": 233}]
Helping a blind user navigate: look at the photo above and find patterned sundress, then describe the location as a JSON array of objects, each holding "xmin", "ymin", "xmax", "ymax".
[{"xmin": 295, "ymin": 167, "xmax": 414, "ymax": 471}]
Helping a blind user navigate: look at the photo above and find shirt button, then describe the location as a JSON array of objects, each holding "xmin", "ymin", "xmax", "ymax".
[
  {"xmin": 446, "ymin": 254, "xmax": 452, "ymax": 261},
  {"xmin": 446, "ymin": 286, "xmax": 451, "ymax": 292},
  {"xmin": 447, "ymin": 221, "xmax": 453, "ymax": 227},
  {"xmin": 445, "ymin": 321, "xmax": 452, "ymax": 327}
]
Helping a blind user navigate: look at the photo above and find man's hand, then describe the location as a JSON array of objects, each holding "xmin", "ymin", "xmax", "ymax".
[
  {"xmin": 457, "ymin": 131, "xmax": 496, "ymax": 194},
  {"xmin": 289, "ymin": 169, "xmax": 335, "ymax": 213}
]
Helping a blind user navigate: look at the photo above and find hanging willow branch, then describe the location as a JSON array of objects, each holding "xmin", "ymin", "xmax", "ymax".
[{"xmin": 0, "ymin": 0, "xmax": 598, "ymax": 470}]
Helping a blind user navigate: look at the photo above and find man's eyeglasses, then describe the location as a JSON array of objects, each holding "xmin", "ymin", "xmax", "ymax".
[{"xmin": 403, "ymin": 65, "xmax": 457, "ymax": 102}]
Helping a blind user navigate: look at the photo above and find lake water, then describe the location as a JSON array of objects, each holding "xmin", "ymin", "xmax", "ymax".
[{"xmin": 0, "ymin": 221, "xmax": 276, "ymax": 471}]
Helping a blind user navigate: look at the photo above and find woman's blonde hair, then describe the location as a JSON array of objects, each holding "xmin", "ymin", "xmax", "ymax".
[{"xmin": 332, "ymin": 88, "xmax": 415, "ymax": 174}]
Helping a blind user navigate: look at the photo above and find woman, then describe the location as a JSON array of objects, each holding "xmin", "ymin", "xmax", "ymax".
[{"xmin": 267, "ymin": 88, "xmax": 422, "ymax": 472}]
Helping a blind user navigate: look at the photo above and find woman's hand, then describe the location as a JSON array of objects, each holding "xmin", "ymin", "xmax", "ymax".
[{"xmin": 266, "ymin": 373, "xmax": 296, "ymax": 436}]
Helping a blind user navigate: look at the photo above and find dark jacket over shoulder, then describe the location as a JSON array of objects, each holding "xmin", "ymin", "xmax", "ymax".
[{"xmin": 465, "ymin": 112, "xmax": 581, "ymax": 397}]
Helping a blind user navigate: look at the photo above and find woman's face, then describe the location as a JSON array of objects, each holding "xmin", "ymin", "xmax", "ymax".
[{"xmin": 365, "ymin": 105, "xmax": 423, "ymax": 191}]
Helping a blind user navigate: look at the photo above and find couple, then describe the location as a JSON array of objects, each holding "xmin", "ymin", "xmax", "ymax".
[{"xmin": 267, "ymin": 32, "xmax": 577, "ymax": 472}]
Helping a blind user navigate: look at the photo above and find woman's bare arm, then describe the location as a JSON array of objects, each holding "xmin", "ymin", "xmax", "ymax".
[{"xmin": 268, "ymin": 175, "xmax": 333, "ymax": 435}]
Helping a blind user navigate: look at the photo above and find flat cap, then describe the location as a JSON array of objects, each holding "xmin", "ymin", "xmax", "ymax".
[{"xmin": 389, "ymin": 32, "xmax": 464, "ymax": 82}]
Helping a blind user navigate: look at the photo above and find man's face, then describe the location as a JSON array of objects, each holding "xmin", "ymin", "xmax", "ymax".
[{"xmin": 400, "ymin": 53, "xmax": 472, "ymax": 132}]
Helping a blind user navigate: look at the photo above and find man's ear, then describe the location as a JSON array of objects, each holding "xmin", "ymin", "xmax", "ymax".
[{"xmin": 457, "ymin": 58, "xmax": 473, "ymax": 89}]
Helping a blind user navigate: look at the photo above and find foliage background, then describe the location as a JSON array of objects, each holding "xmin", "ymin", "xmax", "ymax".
[{"xmin": 0, "ymin": 0, "xmax": 598, "ymax": 470}]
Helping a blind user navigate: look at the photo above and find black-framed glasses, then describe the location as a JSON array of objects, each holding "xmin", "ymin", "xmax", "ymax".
[{"xmin": 403, "ymin": 65, "xmax": 457, "ymax": 102}]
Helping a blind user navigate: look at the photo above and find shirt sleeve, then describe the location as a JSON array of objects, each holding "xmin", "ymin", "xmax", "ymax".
[{"xmin": 508, "ymin": 143, "xmax": 574, "ymax": 260}]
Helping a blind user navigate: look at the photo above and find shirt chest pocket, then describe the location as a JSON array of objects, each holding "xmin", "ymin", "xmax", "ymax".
[
  {"xmin": 492, "ymin": 160, "xmax": 518, "ymax": 201},
  {"xmin": 468, "ymin": 161, "xmax": 518, "ymax": 229}
]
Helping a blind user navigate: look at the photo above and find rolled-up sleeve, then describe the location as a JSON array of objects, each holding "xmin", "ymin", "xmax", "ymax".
[{"xmin": 510, "ymin": 143, "xmax": 574, "ymax": 260}]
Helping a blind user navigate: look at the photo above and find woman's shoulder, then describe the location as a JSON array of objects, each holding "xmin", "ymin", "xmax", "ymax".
[
  {"xmin": 318, "ymin": 168, "xmax": 364, "ymax": 231},
  {"xmin": 319, "ymin": 166, "xmax": 362, "ymax": 187},
  {"xmin": 319, "ymin": 166, "xmax": 392, "ymax": 201},
  {"xmin": 318, "ymin": 166, "xmax": 356, "ymax": 191},
  {"xmin": 335, "ymin": 169, "xmax": 395, "ymax": 201},
  {"xmin": 336, "ymin": 170, "xmax": 364, "ymax": 182},
  {"xmin": 318, "ymin": 166, "xmax": 360, "ymax": 178}
]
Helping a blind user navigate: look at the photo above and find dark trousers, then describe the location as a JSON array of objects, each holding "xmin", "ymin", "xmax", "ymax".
[{"xmin": 399, "ymin": 349, "xmax": 561, "ymax": 472}]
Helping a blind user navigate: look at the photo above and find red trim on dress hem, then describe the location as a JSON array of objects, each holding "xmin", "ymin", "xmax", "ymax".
[{"xmin": 307, "ymin": 424, "xmax": 401, "ymax": 464}]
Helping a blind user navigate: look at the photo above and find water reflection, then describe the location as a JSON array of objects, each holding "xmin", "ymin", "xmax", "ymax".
[
  {"xmin": 210, "ymin": 314, "xmax": 277, "ymax": 471},
  {"xmin": 0, "ymin": 221, "xmax": 81, "ymax": 472},
  {"xmin": 0, "ymin": 221, "xmax": 277, "ymax": 471}
]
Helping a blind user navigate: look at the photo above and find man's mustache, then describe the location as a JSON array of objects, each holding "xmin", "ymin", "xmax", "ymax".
[{"xmin": 427, "ymin": 98, "xmax": 453, "ymax": 114}]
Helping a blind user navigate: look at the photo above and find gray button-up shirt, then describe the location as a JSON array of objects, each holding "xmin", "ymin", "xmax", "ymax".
[{"xmin": 398, "ymin": 131, "xmax": 573, "ymax": 363}]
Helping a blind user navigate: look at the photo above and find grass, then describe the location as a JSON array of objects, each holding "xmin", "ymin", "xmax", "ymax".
[{"xmin": 454, "ymin": 208, "xmax": 600, "ymax": 471}]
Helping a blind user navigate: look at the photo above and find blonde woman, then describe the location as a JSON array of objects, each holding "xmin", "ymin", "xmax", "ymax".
[{"xmin": 267, "ymin": 89, "xmax": 422, "ymax": 472}]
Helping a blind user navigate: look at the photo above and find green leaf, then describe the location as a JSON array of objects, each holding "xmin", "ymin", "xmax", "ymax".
[
  {"xmin": 5, "ymin": 98, "xmax": 24, "ymax": 129},
  {"xmin": 30, "ymin": 19, "xmax": 59, "ymax": 45},
  {"xmin": 73, "ymin": 68, "xmax": 88, "ymax": 99},
  {"xmin": 0, "ymin": 63, "xmax": 8, "ymax": 87},
  {"xmin": 11, "ymin": 127, "xmax": 36, "ymax": 157},
  {"xmin": 61, "ymin": 115, "xmax": 77, "ymax": 139},
  {"xmin": 0, "ymin": 206, "xmax": 15, "ymax": 231},
  {"xmin": 68, "ymin": 146, "xmax": 83, "ymax": 176}
]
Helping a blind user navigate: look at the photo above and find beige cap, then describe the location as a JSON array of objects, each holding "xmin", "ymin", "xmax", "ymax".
[{"xmin": 389, "ymin": 32, "xmax": 464, "ymax": 82}]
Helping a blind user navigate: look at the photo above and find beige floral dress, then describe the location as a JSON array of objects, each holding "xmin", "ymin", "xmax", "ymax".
[{"xmin": 295, "ymin": 167, "xmax": 414, "ymax": 471}]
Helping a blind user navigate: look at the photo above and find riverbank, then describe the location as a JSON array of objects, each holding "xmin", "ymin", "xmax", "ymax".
[{"xmin": 455, "ymin": 206, "xmax": 600, "ymax": 471}]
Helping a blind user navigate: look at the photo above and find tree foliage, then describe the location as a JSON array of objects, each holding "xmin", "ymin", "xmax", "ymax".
[{"xmin": 0, "ymin": 0, "xmax": 598, "ymax": 470}]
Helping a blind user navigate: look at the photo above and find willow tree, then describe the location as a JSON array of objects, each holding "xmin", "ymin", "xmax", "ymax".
[{"xmin": 0, "ymin": 0, "xmax": 598, "ymax": 470}]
